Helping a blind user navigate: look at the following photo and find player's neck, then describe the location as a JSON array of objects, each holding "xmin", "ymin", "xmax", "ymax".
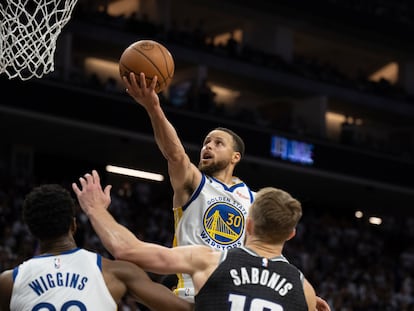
[
  {"xmin": 212, "ymin": 172, "xmax": 237, "ymax": 186},
  {"xmin": 203, "ymin": 163, "xmax": 236, "ymax": 186},
  {"xmin": 246, "ymin": 240, "xmax": 283, "ymax": 258},
  {"xmin": 39, "ymin": 236, "xmax": 77, "ymax": 255}
]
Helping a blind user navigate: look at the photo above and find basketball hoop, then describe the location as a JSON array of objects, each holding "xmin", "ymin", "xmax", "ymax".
[{"xmin": 0, "ymin": 0, "xmax": 79, "ymax": 81}]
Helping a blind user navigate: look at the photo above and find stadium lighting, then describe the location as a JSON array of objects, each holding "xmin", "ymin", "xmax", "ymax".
[
  {"xmin": 106, "ymin": 165, "xmax": 164, "ymax": 182},
  {"xmin": 355, "ymin": 210, "xmax": 363, "ymax": 219},
  {"xmin": 368, "ymin": 216, "xmax": 382, "ymax": 226}
]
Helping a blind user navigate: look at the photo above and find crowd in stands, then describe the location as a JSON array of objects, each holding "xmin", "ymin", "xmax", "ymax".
[{"xmin": 1, "ymin": 169, "xmax": 414, "ymax": 310}]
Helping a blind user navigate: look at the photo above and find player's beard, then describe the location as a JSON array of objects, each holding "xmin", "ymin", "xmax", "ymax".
[{"xmin": 198, "ymin": 158, "xmax": 229, "ymax": 176}]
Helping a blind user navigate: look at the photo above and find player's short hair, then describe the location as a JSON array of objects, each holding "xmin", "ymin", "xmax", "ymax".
[
  {"xmin": 23, "ymin": 184, "xmax": 76, "ymax": 240},
  {"xmin": 250, "ymin": 187, "xmax": 302, "ymax": 244},
  {"xmin": 214, "ymin": 127, "xmax": 245, "ymax": 158}
]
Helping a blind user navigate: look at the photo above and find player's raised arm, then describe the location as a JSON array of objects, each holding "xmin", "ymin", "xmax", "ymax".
[
  {"xmin": 72, "ymin": 170, "xmax": 134, "ymax": 259},
  {"xmin": 123, "ymin": 72, "xmax": 201, "ymax": 206},
  {"xmin": 72, "ymin": 170, "xmax": 212, "ymax": 278}
]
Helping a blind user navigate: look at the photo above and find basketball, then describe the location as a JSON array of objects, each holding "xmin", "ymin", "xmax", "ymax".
[{"xmin": 119, "ymin": 40, "xmax": 175, "ymax": 93}]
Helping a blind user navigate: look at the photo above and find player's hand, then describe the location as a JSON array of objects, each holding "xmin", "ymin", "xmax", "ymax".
[
  {"xmin": 316, "ymin": 296, "xmax": 331, "ymax": 311},
  {"xmin": 123, "ymin": 72, "xmax": 160, "ymax": 111},
  {"xmin": 72, "ymin": 169, "xmax": 112, "ymax": 216}
]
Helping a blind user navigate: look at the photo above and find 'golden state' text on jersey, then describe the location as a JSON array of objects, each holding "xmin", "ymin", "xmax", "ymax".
[{"xmin": 10, "ymin": 248, "xmax": 117, "ymax": 311}]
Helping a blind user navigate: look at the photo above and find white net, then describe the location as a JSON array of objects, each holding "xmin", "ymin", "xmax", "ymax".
[{"xmin": 0, "ymin": 0, "xmax": 78, "ymax": 80}]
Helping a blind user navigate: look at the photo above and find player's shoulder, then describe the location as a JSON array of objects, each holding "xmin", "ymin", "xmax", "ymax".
[
  {"xmin": 0, "ymin": 268, "xmax": 13, "ymax": 282},
  {"xmin": 0, "ymin": 268, "xmax": 14, "ymax": 302},
  {"xmin": 232, "ymin": 176, "xmax": 255, "ymax": 189},
  {"xmin": 233, "ymin": 176, "xmax": 256, "ymax": 196}
]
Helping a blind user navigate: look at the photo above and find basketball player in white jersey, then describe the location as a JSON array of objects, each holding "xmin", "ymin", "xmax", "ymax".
[
  {"xmin": 73, "ymin": 171, "xmax": 317, "ymax": 311},
  {"xmin": 122, "ymin": 72, "xmax": 330, "ymax": 310},
  {"xmin": 0, "ymin": 184, "xmax": 191, "ymax": 311}
]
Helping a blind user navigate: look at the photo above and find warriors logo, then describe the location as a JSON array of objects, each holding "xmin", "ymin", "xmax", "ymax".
[{"xmin": 202, "ymin": 202, "xmax": 245, "ymax": 247}]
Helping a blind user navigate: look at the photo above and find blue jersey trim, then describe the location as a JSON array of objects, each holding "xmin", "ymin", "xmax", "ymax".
[
  {"xmin": 97, "ymin": 253, "xmax": 102, "ymax": 271},
  {"xmin": 210, "ymin": 176, "xmax": 255, "ymax": 204},
  {"xmin": 12, "ymin": 266, "xmax": 19, "ymax": 281},
  {"xmin": 248, "ymin": 188, "xmax": 255, "ymax": 203},
  {"xmin": 210, "ymin": 176, "xmax": 241, "ymax": 191},
  {"xmin": 182, "ymin": 173, "xmax": 206, "ymax": 211},
  {"xmin": 33, "ymin": 247, "xmax": 81, "ymax": 259}
]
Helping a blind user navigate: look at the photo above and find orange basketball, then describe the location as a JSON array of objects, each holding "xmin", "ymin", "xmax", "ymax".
[{"xmin": 119, "ymin": 40, "xmax": 175, "ymax": 93}]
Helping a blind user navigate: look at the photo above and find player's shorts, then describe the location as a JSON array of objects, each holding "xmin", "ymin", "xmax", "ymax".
[{"xmin": 174, "ymin": 287, "xmax": 195, "ymax": 303}]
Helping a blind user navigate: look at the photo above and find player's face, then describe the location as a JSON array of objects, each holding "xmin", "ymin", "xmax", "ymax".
[{"xmin": 198, "ymin": 130, "xmax": 234, "ymax": 175}]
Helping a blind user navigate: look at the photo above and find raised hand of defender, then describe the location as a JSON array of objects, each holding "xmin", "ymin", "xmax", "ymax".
[{"xmin": 72, "ymin": 170, "xmax": 112, "ymax": 216}]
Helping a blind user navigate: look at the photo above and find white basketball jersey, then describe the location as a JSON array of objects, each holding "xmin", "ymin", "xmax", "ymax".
[
  {"xmin": 10, "ymin": 248, "xmax": 117, "ymax": 311},
  {"xmin": 173, "ymin": 173, "xmax": 255, "ymax": 301}
]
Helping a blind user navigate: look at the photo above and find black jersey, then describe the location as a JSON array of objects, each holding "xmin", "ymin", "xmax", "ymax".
[{"xmin": 195, "ymin": 246, "xmax": 308, "ymax": 311}]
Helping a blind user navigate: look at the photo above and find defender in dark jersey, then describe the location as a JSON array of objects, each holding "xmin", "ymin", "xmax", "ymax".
[
  {"xmin": 73, "ymin": 170, "xmax": 317, "ymax": 311},
  {"xmin": 196, "ymin": 247, "xmax": 308, "ymax": 311}
]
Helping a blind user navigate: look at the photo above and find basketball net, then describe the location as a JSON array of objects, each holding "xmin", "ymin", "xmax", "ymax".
[{"xmin": 0, "ymin": 0, "xmax": 78, "ymax": 81}]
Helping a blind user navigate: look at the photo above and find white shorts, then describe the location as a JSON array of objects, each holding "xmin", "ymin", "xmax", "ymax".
[{"xmin": 174, "ymin": 287, "xmax": 195, "ymax": 303}]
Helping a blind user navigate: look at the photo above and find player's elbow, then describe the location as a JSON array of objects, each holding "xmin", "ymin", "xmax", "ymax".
[
  {"xmin": 111, "ymin": 248, "xmax": 127, "ymax": 261},
  {"xmin": 165, "ymin": 151, "xmax": 188, "ymax": 166}
]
